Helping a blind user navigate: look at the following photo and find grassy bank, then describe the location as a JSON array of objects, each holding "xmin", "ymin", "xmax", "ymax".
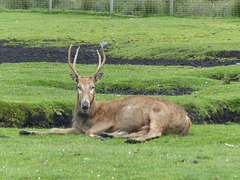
[
  {"xmin": 0, "ymin": 62, "xmax": 239, "ymax": 126},
  {"xmin": 0, "ymin": 11, "xmax": 240, "ymax": 61},
  {"xmin": 1, "ymin": 125, "xmax": 240, "ymax": 179}
]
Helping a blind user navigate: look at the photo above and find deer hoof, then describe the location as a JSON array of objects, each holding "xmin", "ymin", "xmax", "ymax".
[
  {"xmin": 125, "ymin": 138, "xmax": 142, "ymax": 144},
  {"xmin": 19, "ymin": 130, "xmax": 33, "ymax": 135},
  {"xmin": 98, "ymin": 132, "xmax": 113, "ymax": 138},
  {"xmin": 117, "ymin": 130, "xmax": 128, "ymax": 135}
]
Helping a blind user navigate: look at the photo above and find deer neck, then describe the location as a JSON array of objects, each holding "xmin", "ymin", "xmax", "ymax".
[{"xmin": 89, "ymin": 97, "xmax": 98, "ymax": 115}]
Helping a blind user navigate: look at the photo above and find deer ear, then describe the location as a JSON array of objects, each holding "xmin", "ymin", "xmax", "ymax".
[
  {"xmin": 70, "ymin": 74, "xmax": 78, "ymax": 83},
  {"xmin": 94, "ymin": 73, "xmax": 103, "ymax": 83}
]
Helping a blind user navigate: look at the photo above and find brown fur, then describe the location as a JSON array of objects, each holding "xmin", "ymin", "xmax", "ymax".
[{"xmin": 19, "ymin": 44, "xmax": 191, "ymax": 143}]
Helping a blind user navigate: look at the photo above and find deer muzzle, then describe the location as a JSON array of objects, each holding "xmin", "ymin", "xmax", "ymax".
[{"xmin": 81, "ymin": 101, "xmax": 90, "ymax": 112}]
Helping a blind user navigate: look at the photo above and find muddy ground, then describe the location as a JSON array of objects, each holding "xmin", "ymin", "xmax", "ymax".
[
  {"xmin": 0, "ymin": 43, "xmax": 240, "ymax": 126},
  {"xmin": 1, "ymin": 44, "xmax": 240, "ymax": 66}
]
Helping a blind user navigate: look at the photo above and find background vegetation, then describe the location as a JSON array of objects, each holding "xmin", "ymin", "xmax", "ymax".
[{"xmin": 1, "ymin": 0, "xmax": 240, "ymax": 16}]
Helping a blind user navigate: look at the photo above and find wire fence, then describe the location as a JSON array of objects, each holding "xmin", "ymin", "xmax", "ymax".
[{"xmin": 0, "ymin": 0, "xmax": 240, "ymax": 17}]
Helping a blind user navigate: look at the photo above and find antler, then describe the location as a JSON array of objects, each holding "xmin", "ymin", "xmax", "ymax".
[
  {"xmin": 68, "ymin": 44, "xmax": 80, "ymax": 77},
  {"xmin": 68, "ymin": 43, "xmax": 106, "ymax": 77},
  {"xmin": 93, "ymin": 43, "xmax": 106, "ymax": 77}
]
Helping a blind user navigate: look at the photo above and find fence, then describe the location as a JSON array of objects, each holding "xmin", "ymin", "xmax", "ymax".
[{"xmin": 0, "ymin": 0, "xmax": 240, "ymax": 17}]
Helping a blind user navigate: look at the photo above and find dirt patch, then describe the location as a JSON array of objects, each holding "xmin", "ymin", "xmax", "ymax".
[
  {"xmin": 189, "ymin": 109, "xmax": 240, "ymax": 125},
  {"xmin": 97, "ymin": 88, "xmax": 193, "ymax": 96},
  {"xmin": 1, "ymin": 44, "xmax": 240, "ymax": 66},
  {"xmin": 216, "ymin": 51, "xmax": 240, "ymax": 60},
  {"xmin": 24, "ymin": 109, "xmax": 72, "ymax": 128},
  {"xmin": 1, "ymin": 109, "xmax": 73, "ymax": 128}
]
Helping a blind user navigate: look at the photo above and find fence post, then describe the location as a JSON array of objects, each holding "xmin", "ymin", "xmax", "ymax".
[
  {"xmin": 110, "ymin": 0, "xmax": 114, "ymax": 15},
  {"xmin": 49, "ymin": 0, "xmax": 52, "ymax": 13},
  {"xmin": 169, "ymin": 0, "xmax": 173, "ymax": 15}
]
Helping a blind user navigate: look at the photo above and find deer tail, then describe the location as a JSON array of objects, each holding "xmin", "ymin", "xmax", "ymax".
[{"xmin": 181, "ymin": 115, "xmax": 191, "ymax": 136}]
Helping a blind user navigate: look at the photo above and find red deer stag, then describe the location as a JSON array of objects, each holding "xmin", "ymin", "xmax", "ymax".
[{"xmin": 19, "ymin": 44, "xmax": 191, "ymax": 143}]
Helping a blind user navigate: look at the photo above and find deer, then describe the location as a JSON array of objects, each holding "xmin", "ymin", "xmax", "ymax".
[{"xmin": 19, "ymin": 44, "xmax": 191, "ymax": 143}]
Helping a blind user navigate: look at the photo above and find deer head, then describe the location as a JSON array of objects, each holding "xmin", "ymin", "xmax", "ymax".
[{"xmin": 68, "ymin": 44, "xmax": 106, "ymax": 113}]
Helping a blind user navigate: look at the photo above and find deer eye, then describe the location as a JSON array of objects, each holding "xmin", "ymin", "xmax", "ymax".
[
  {"xmin": 90, "ymin": 86, "xmax": 95, "ymax": 91},
  {"xmin": 77, "ymin": 86, "xmax": 82, "ymax": 91}
]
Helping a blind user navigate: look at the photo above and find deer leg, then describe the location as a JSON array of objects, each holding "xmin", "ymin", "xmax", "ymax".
[
  {"xmin": 99, "ymin": 125, "xmax": 149, "ymax": 138},
  {"xmin": 126, "ymin": 111, "xmax": 165, "ymax": 143},
  {"xmin": 98, "ymin": 130, "xmax": 128, "ymax": 138},
  {"xmin": 125, "ymin": 130, "xmax": 162, "ymax": 144},
  {"xmin": 86, "ymin": 122, "xmax": 114, "ymax": 137},
  {"xmin": 19, "ymin": 128, "xmax": 81, "ymax": 135}
]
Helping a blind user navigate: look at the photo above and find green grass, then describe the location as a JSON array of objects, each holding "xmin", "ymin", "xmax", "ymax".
[
  {"xmin": 1, "ymin": 125, "xmax": 240, "ymax": 179},
  {"xmin": 0, "ymin": 11, "xmax": 240, "ymax": 60},
  {"xmin": 0, "ymin": 11, "xmax": 240, "ymax": 180},
  {"xmin": 0, "ymin": 62, "xmax": 239, "ymax": 126}
]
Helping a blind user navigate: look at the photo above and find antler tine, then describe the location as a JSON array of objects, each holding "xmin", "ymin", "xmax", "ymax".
[
  {"xmin": 100, "ymin": 43, "xmax": 106, "ymax": 66},
  {"xmin": 73, "ymin": 46, "xmax": 80, "ymax": 69},
  {"xmin": 93, "ymin": 43, "xmax": 106, "ymax": 77},
  {"xmin": 68, "ymin": 44, "xmax": 80, "ymax": 77}
]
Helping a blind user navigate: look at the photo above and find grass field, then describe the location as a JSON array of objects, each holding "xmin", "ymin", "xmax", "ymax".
[
  {"xmin": 0, "ymin": 11, "xmax": 240, "ymax": 179},
  {"xmin": 0, "ymin": 10, "xmax": 240, "ymax": 61},
  {"xmin": 1, "ymin": 125, "xmax": 240, "ymax": 179}
]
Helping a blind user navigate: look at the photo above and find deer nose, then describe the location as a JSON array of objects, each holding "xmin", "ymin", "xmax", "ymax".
[{"xmin": 81, "ymin": 101, "xmax": 90, "ymax": 112}]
